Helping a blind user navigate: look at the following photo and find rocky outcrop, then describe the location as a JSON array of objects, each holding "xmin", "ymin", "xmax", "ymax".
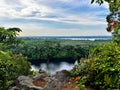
[
  {"xmin": 9, "ymin": 70, "xmax": 71, "ymax": 90},
  {"xmin": 9, "ymin": 76, "xmax": 43, "ymax": 90},
  {"xmin": 43, "ymin": 70, "xmax": 70, "ymax": 90}
]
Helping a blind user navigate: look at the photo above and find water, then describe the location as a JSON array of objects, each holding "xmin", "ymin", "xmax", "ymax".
[
  {"xmin": 19, "ymin": 36, "xmax": 113, "ymax": 40},
  {"xmin": 31, "ymin": 62, "xmax": 74, "ymax": 74}
]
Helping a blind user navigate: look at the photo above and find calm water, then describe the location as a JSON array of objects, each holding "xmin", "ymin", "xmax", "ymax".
[{"xmin": 31, "ymin": 62, "xmax": 74, "ymax": 74}]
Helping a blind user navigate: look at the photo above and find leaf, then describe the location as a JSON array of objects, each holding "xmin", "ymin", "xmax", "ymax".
[{"xmin": 91, "ymin": 0, "xmax": 94, "ymax": 4}]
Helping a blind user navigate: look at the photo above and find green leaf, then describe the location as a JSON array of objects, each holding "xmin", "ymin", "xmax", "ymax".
[{"xmin": 91, "ymin": 0, "xmax": 94, "ymax": 4}]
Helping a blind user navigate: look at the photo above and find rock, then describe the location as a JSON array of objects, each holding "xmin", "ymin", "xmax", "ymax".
[
  {"xmin": 9, "ymin": 86, "xmax": 20, "ymax": 90},
  {"xmin": 9, "ymin": 70, "xmax": 71, "ymax": 90},
  {"xmin": 34, "ymin": 70, "xmax": 48, "ymax": 80},
  {"xmin": 53, "ymin": 70, "xmax": 70, "ymax": 82},
  {"xmin": 39, "ymin": 69, "xmax": 46, "ymax": 74},
  {"xmin": 11, "ymin": 76, "xmax": 43, "ymax": 90},
  {"xmin": 43, "ymin": 70, "xmax": 70, "ymax": 90}
]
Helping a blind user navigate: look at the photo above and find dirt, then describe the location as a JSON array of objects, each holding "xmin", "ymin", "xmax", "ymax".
[
  {"xmin": 33, "ymin": 78, "xmax": 79, "ymax": 90},
  {"xmin": 32, "ymin": 78, "xmax": 94, "ymax": 90},
  {"xmin": 59, "ymin": 80, "xmax": 79, "ymax": 90},
  {"xmin": 32, "ymin": 78, "xmax": 46, "ymax": 88}
]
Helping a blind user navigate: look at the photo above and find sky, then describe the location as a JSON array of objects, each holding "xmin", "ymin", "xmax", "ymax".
[{"xmin": 0, "ymin": 0, "xmax": 111, "ymax": 36}]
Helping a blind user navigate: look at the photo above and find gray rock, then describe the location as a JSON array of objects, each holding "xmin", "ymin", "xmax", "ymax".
[
  {"xmin": 9, "ymin": 86, "xmax": 20, "ymax": 90},
  {"xmin": 34, "ymin": 72, "xmax": 48, "ymax": 80},
  {"xmin": 9, "ymin": 70, "xmax": 71, "ymax": 90},
  {"xmin": 43, "ymin": 70, "xmax": 70, "ymax": 90},
  {"xmin": 15, "ymin": 76, "xmax": 42, "ymax": 90}
]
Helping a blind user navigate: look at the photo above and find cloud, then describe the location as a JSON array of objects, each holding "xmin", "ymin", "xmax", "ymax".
[
  {"xmin": 0, "ymin": 0, "xmax": 111, "ymax": 36},
  {"xmin": 0, "ymin": 0, "xmax": 109, "ymax": 25},
  {"xmin": 2, "ymin": 19, "xmax": 110, "ymax": 36}
]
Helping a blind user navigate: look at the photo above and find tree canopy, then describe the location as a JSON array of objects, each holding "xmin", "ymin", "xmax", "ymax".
[
  {"xmin": 92, "ymin": 0, "xmax": 120, "ymax": 36},
  {"xmin": 0, "ymin": 27, "xmax": 22, "ymax": 45},
  {"xmin": 91, "ymin": 0, "xmax": 118, "ymax": 5}
]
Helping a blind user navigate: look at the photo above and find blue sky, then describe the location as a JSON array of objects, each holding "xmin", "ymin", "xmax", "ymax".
[{"xmin": 0, "ymin": 0, "xmax": 111, "ymax": 36}]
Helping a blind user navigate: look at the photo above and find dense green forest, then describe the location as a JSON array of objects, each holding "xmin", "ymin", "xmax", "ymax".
[{"xmin": 5, "ymin": 38, "xmax": 111, "ymax": 62}]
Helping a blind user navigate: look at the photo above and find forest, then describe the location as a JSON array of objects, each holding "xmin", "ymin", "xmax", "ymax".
[
  {"xmin": 0, "ymin": 28, "xmax": 111, "ymax": 89},
  {"xmin": 5, "ymin": 38, "xmax": 111, "ymax": 62},
  {"xmin": 0, "ymin": 0, "xmax": 120, "ymax": 90}
]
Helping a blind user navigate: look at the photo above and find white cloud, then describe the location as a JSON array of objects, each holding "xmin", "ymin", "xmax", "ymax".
[
  {"xmin": 0, "ymin": 0, "xmax": 53, "ymax": 18},
  {"xmin": 0, "ymin": 0, "xmax": 109, "ymax": 25},
  {"xmin": 0, "ymin": 0, "xmax": 111, "ymax": 36},
  {"xmin": 0, "ymin": 17, "xmax": 110, "ymax": 36}
]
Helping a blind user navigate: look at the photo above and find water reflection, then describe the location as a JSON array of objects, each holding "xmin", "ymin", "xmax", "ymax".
[{"xmin": 31, "ymin": 62, "xmax": 74, "ymax": 74}]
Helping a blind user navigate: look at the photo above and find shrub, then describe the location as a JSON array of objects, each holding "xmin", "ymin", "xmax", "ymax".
[
  {"xmin": 0, "ymin": 51, "xmax": 31, "ymax": 90},
  {"xmin": 72, "ymin": 41, "xmax": 120, "ymax": 90}
]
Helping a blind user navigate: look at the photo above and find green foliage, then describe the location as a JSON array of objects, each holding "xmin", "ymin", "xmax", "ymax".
[
  {"xmin": 72, "ymin": 40, "xmax": 120, "ymax": 89},
  {"xmin": 72, "ymin": 1, "xmax": 120, "ymax": 89},
  {"xmin": 0, "ymin": 27, "xmax": 31, "ymax": 90},
  {"xmin": 0, "ymin": 27, "xmax": 22, "ymax": 45},
  {"xmin": 91, "ymin": 0, "xmax": 104, "ymax": 5},
  {"xmin": 0, "ymin": 51, "xmax": 31, "ymax": 90},
  {"xmin": 91, "ymin": 0, "xmax": 117, "ymax": 5},
  {"xmin": 6, "ymin": 39, "xmax": 107, "ymax": 61},
  {"xmin": 91, "ymin": 0, "xmax": 120, "ymax": 36},
  {"xmin": 32, "ymin": 71, "xmax": 39, "ymax": 76}
]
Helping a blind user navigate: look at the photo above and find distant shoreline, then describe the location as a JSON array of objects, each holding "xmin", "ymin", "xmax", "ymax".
[{"xmin": 18, "ymin": 36, "xmax": 113, "ymax": 40}]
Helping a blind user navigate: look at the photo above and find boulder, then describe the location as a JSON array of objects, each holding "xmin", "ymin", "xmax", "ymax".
[
  {"xmin": 11, "ymin": 76, "xmax": 43, "ymax": 90},
  {"xmin": 43, "ymin": 70, "xmax": 70, "ymax": 90},
  {"xmin": 9, "ymin": 86, "xmax": 20, "ymax": 90},
  {"xmin": 9, "ymin": 70, "xmax": 71, "ymax": 90}
]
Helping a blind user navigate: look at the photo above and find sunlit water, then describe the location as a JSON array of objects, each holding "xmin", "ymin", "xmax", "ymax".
[{"xmin": 31, "ymin": 62, "xmax": 74, "ymax": 74}]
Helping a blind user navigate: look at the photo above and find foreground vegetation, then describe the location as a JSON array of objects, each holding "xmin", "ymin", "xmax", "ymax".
[
  {"xmin": 72, "ymin": 38, "xmax": 120, "ymax": 90},
  {"xmin": 71, "ymin": 0, "xmax": 120, "ymax": 90},
  {"xmin": 0, "ymin": 27, "xmax": 31, "ymax": 90}
]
